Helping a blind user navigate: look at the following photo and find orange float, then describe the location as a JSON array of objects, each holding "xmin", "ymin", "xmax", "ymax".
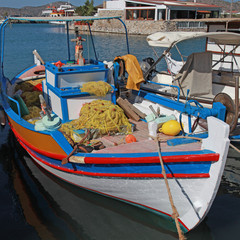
[{"xmin": 125, "ymin": 134, "xmax": 137, "ymax": 143}]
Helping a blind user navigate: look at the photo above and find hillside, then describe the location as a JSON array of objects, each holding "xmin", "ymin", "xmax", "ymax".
[
  {"xmin": 0, "ymin": 1, "xmax": 76, "ymax": 17},
  {"xmin": 193, "ymin": 0, "xmax": 240, "ymax": 12},
  {"xmin": 0, "ymin": 1, "xmax": 239, "ymax": 18}
]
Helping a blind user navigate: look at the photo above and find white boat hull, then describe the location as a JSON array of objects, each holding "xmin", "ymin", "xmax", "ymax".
[{"xmin": 24, "ymin": 117, "xmax": 229, "ymax": 232}]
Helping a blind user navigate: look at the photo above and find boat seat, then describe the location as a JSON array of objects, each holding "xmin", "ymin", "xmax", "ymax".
[{"xmin": 173, "ymin": 52, "xmax": 213, "ymax": 97}]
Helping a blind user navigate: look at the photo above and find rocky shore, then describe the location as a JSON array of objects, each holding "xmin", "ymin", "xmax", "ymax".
[{"xmin": 72, "ymin": 10, "xmax": 206, "ymax": 35}]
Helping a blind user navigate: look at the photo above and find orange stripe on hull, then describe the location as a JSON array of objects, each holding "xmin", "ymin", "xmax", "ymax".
[{"xmin": 8, "ymin": 117, "xmax": 67, "ymax": 157}]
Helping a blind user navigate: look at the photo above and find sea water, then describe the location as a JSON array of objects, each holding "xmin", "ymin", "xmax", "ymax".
[{"xmin": 0, "ymin": 24, "xmax": 240, "ymax": 240}]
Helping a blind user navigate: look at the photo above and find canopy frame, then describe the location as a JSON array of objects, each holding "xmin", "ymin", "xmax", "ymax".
[
  {"xmin": 144, "ymin": 31, "xmax": 240, "ymax": 79},
  {"xmin": 0, "ymin": 16, "xmax": 130, "ymax": 76}
]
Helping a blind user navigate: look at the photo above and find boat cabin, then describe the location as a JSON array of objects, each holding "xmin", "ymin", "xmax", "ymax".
[{"xmin": 43, "ymin": 59, "xmax": 112, "ymax": 122}]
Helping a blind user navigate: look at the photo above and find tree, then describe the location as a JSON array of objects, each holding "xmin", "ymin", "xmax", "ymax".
[
  {"xmin": 75, "ymin": 0, "xmax": 96, "ymax": 16},
  {"xmin": 3, "ymin": 12, "xmax": 8, "ymax": 18}
]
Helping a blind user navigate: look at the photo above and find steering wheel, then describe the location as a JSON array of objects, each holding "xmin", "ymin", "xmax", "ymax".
[{"xmin": 213, "ymin": 93, "xmax": 237, "ymax": 132}]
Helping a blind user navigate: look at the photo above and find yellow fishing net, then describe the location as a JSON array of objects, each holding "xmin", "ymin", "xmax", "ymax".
[
  {"xmin": 15, "ymin": 79, "xmax": 44, "ymax": 92},
  {"xmin": 80, "ymin": 81, "xmax": 112, "ymax": 97},
  {"xmin": 21, "ymin": 91, "xmax": 41, "ymax": 108},
  {"xmin": 15, "ymin": 79, "xmax": 44, "ymax": 108},
  {"xmin": 23, "ymin": 106, "xmax": 42, "ymax": 123},
  {"xmin": 60, "ymin": 100, "xmax": 132, "ymax": 144}
]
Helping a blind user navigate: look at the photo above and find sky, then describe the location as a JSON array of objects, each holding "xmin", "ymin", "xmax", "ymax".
[{"xmin": 0, "ymin": 0, "xmax": 103, "ymax": 8}]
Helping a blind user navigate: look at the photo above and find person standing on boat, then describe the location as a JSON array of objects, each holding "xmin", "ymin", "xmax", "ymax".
[{"xmin": 72, "ymin": 36, "xmax": 86, "ymax": 66}]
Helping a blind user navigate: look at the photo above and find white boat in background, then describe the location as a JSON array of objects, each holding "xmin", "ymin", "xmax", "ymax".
[
  {"xmin": 41, "ymin": 3, "xmax": 75, "ymax": 25},
  {"xmin": 143, "ymin": 31, "xmax": 240, "ymax": 135},
  {"xmin": 41, "ymin": 5, "xmax": 57, "ymax": 17}
]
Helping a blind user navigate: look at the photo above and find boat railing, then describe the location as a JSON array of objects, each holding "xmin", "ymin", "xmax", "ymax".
[
  {"xmin": 4, "ymin": 93, "xmax": 21, "ymax": 119},
  {"xmin": 145, "ymin": 80, "xmax": 181, "ymax": 101}
]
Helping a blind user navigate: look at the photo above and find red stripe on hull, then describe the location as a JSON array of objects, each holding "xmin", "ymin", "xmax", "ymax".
[{"xmin": 84, "ymin": 153, "xmax": 219, "ymax": 164}]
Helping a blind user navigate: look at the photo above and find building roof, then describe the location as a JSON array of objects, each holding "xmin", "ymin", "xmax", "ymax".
[{"xmin": 126, "ymin": 0, "xmax": 221, "ymax": 9}]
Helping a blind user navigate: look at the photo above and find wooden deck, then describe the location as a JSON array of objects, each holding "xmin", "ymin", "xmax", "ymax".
[{"xmin": 96, "ymin": 119, "xmax": 202, "ymax": 154}]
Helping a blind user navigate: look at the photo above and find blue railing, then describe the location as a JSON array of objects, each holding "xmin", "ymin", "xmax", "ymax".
[
  {"xmin": 3, "ymin": 93, "xmax": 22, "ymax": 119},
  {"xmin": 146, "ymin": 80, "xmax": 181, "ymax": 101}
]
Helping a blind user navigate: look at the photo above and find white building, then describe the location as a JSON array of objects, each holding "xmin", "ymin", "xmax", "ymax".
[{"xmin": 101, "ymin": 0, "xmax": 221, "ymax": 21}]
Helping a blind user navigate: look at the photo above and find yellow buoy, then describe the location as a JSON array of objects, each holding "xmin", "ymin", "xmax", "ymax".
[{"xmin": 160, "ymin": 120, "xmax": 182, "ymax": 136}]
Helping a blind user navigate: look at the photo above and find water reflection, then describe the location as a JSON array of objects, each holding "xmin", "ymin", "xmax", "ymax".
[{"xmin": 220, "ymin": 146, "xmax": 240, "ymax": 197}]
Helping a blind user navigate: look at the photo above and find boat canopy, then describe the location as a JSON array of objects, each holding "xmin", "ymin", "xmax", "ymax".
[
  {"xmin": 8, "ymin": 16, "xmax": 122, "ymax": 22},
  {"xmin": 147, "ymin": 31, "xmax": 240, "ymax": 48}
]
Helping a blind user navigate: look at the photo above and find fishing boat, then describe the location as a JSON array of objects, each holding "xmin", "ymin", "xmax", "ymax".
[
  {"xmin": 0, "ymin": 16, "xmax": 230, "ymax": 235},
  {"xmin": 143, "ymin": 31, "xmax": 240, "ymax": 136},
  {"xmin": 42, "ymin": 3, "xmax": 75, "ymax": 24}
]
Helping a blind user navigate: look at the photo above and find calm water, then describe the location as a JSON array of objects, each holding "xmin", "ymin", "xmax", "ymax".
[{"xmin": 0, "ymin": 24, "xmax": 240, "ymax": 240}]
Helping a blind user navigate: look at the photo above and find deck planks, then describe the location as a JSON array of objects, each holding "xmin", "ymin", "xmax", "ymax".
[{"xmin": 96, "ymin": 119, "xmax": 202, "ymax": 154}]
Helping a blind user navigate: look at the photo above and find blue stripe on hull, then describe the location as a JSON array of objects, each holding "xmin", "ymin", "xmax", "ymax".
[{"xmin": 29, "ymin": 147, "xmax": 211, "ymax": 175}]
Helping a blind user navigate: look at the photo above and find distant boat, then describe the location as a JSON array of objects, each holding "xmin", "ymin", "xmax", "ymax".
[
  {"xmin": 41, "ymin": 3, "xmax": 75, "ymax": 25},
  {"xmin": 41, "ymin": 4, "xmax": 57, "ymax": 17}
]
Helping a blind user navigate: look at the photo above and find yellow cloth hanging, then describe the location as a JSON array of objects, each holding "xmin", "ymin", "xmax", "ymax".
[{"xmin": 114, "ymin": 54, "xmax": 145, "ymax": 91}]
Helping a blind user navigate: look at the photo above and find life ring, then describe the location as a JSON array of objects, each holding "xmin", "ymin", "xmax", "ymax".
[{"xmin": 213, "ymin": 93, "xmax": 237, "ymax": 132}]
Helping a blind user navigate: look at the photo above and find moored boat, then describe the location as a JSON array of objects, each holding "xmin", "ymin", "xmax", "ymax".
[
  {"xmin": 143, "ymin": 31, "xmax": 240, "ymax": 137},
  {"xmin": 0, "ymin": 16, "xmax": 230, "ymax": 235}
]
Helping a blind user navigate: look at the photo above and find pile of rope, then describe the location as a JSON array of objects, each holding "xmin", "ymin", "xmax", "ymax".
[
  {"xmin": 15, "ymin": 79, "xmax": 43, "ymax": 92},
  {"xmin": 23, "ymin": 106, "xmax": 42, "ymax": 122},
  {"xmin": 15, "ymin": 79, "xmax": 43, "ymax": 123},
  {"xmin": 80, "ymin": 81, "xmax": 112, "ymax": 97},
  {"xmin": 21, "ymin": 91, "xmax": 41, "ymax": 108},
  {"xmin": 15, "ymin": 79, "xmax": 43, "ymax": 108},
  {"xmin": 60, "ymin": 99, "xmax": 132, "ymax": 144}
]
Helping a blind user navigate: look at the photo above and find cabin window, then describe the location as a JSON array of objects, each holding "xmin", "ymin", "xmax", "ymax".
[
  {"xmin": 170, "ymin": 10, "xmax": 189, "ymax": 19},
  {"xmin": 147, "ymin": 10, "xmax": 155, "ymax": 20},
  {"xmin": 126, "ymin": 9, "xmax": 133, "ymax": 20},
  {"xmin": 157, "ymin": 9, "xmax": 166, "ymax": 20},
  {"xmin": 211, "ymin": 11, "xmax": 219, "ymax": 18},
  {"xmin": 126, "ymin": 9, "xmax": 155, "ymax": 20}
]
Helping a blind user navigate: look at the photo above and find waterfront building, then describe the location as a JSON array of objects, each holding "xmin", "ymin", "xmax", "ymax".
[{"xmin": 100, "ymin": 0, "xmax": 221, "ymax": 21}]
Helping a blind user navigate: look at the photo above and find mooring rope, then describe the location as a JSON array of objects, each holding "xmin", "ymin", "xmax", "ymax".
[
  {"xmin": 229, "ymin": 142, "xmax": 240, "ymax": 153},
  {"xmin": 156, "ymin": 140, "xmax": 186, "ymax": 240}
]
